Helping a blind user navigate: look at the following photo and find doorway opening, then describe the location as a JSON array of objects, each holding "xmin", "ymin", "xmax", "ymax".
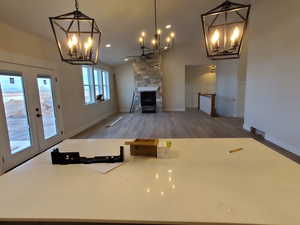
[{"xmin": 185, "ymin": 65, "xmax": 216, "ymax": 111}]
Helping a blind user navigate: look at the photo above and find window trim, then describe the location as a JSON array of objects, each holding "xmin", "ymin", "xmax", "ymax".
[
  {"xmin": 82, "ymin": 66, "xmax": 96, "ymax": 105},
  {"xmin": 82, "ymin": 66, "xmax": 111, "ymax": 105},
  {"xmin": 102, "ymin": 70, "xmax": 111, "ymax": 101}
]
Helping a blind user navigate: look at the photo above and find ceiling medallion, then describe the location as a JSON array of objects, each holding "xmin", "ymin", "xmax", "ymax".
[
  {"xmin": 49, "ymin": 0, "xmax": 101, "ymax": 65},
  {"xmin": 201, "ymin": 1, "xmax": 251, "ymax": 60}
]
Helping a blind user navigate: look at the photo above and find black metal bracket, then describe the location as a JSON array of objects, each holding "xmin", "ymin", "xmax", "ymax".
[{"xmin": 51, "ymin": 147, "xmax": 124, "ymax": 165}]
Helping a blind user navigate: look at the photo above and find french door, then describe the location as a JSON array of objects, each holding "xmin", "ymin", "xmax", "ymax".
[
  {"xmin": 35, "ymin": 74, "xmax": 63, "ymax": 150},
  {"xmin": 0, "ymin": 63, "xmax": 63, "ymax": 173}
]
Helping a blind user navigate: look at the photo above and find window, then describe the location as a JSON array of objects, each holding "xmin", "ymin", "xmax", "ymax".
[
  {"xmin": 102, "ymin": 70, "xmax": 110, "ymax": 101},
  {"xmin": 94, "ymin": 69, "xmax": 103, "ymax": 99},
  {"xmin": 82, "ymin": 66, "xmax": 95, "ymax": 104},
  {"xmin": 82, "ymin": 66, "xmax": 110, "ymax": 104}
]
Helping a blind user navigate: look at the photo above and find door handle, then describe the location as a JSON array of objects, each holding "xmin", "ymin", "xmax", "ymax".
[{"xmin": 36, "ymin": 113, "xmax": 42, "ymax": 118}]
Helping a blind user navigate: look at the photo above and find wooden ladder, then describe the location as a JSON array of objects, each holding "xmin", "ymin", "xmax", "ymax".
[{"xmin": 130, "ymin": 91, "xmax": 139, "ymax": 113}]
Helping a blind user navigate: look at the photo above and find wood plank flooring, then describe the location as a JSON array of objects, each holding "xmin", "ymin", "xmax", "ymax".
[
  {"xmin": 73, "ymin": 111, "xmax": 300, "ymax": 163},
  {"xmin": 74, "ymin": 111, "xmax": 251, "ymax": 138}
]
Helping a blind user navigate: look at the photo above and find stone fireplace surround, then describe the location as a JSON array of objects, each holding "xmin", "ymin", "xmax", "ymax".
[{"xmin": 131, "ymin": 56, "xmax": 163, "ymax": 112}]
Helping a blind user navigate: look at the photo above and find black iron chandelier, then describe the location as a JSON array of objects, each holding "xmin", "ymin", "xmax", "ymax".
[
  {"xmin": 137, "ymin": 0, "xmax": 175, "ymax": 57},
  {"xmin": 201, "ymin": 1, "xmax": 251, "ymax": 60},
  {"xmin": 49, "ymin": 0, "xmax": 101, "ymax": 65}
]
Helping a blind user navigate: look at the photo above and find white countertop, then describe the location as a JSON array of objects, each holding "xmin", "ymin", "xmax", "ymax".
[{"xmin": 0, "ymin": 138, "xmax": 299, "ymax": 225}]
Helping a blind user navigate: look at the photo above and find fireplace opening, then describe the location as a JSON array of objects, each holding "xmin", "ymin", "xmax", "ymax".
[{"xmin": 140, "ymin": 91, "xmax": 156, "ymax": 113}]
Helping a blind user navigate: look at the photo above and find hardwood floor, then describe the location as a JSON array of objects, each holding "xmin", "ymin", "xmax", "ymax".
[
  {"xmin": 74, "ymin": 111, "xmax": 250, "ymax": 138},
  {"xmin": 73, "ymin": 111, "xmax": 300, "ymax": 163}
]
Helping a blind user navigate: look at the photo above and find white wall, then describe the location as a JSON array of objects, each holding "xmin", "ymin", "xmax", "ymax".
[
  {"xmin": 216, "ymin": 59, "xmax": 239, "ymax": 117},
  {"xmin": 185, "ymin": 65, "xmax": 216, "ymax": 109},
  {"xmin": 0, "ymin": 20, "xmax": 117, "ymax": 139},
  {"xmin": 58, "ymin": 63, "xmax": 117, "ymax": 138},
  {"xmin": 244, "ymin": 0, "xmax": 300, "ymax": 155},
  {"xmin": 215, "ymin": 41, "xmax": 248, "ymax": 118},
  {"xmin": 114, "ymin": 63, "xmax": 135, "ymax": 112},
  {"xmin": 236, "ymin": 38, "xmax": 248, "ymax": 118}
]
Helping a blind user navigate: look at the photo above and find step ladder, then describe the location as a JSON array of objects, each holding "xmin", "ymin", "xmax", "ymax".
[{"xmin": 130, "ymin": 91, "xmax": 140, "ymax": 113}]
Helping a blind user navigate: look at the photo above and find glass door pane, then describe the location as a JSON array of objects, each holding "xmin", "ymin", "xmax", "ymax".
[
  {"xmin": 0, "ymin": 75, "xmax": 32, "ymax": 154},
  {"xmin": 37, "ymin": 77, "xmax": 58, "ymax": 140}
]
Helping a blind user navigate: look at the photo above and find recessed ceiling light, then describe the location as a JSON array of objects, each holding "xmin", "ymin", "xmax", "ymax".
[
  {"xmin": 166, "ymin": 24, "xmax": 172, "ymax": 29},
  {"xmin": 105, "ymin": 44, "xmax": 111, "ymax": 48}
]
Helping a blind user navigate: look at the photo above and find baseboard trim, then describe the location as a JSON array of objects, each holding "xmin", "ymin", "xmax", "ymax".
[
  {"xmin": 164, "ymin": 108, "xmax": 186, "ymax": 112},
  {"xmin": 265, "ymin": 134, "xmax": 300, "ymax": 156},
  {"xmin": 243, "ymin": 123, "xmax": 299, "ymax": 156},
  {"xmin": 65, "ymin": 111, "xmax": 117, "ymax": 139},
  {"xmin": 119, "ymin": 107, "xmax": 130, "ymax": 113},
  {"xmin": 243, "ymin": 123, "xmax": 251, "ymax": 132}
]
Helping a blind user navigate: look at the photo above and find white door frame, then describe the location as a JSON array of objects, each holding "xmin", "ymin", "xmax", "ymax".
[{"xmin": 0, "ymin": 84, "xmax": 9, "ymax": 175}]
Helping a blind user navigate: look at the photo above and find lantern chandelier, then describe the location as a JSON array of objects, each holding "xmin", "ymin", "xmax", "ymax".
[
  {"xmin": 201, "ymin": 1, "xmax": 251, "ymax": 60},
  {"xmin": 49, "ymin": 0, "xmax": 101, "ymax": 65},
  {"xmin": 137, "ymin": 0, "xmax": 175, "ymax": 57}
]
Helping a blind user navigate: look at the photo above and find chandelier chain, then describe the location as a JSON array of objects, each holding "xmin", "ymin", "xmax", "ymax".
[
  {"xmin": 75, "ymin": 0, "xmax": 79, "ymax": 11},
  {"xmin": 154, "ymin": 0, "xmax": 157, "ymax": 34}
]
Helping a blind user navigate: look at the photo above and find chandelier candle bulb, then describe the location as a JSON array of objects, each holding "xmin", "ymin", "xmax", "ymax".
[
  {"xmin": 84, "ymin": 43, "xmax": 89, "ymax": 58},
  {"xmin": 211, "ymin": 30, "xmax": 220, "ymax": 51},
  {"xmin": 166, "ymin": 37, "xmax": 171, "ymax": 47},
  {"xmin": 230, "ymin": 27, "xmax": 240, "ymax": 49},
  {"xmin": 72, "ymin": 35, "xmax": 79, "ymax": 56},
  {"xmin": 84, "ymin": 38, "xmax": 92, "ymax": 58},
  {"xmin": 157, "ymin": 29, "xmax": 162, "ymax": 48},
  {"xmin": 170, "ymin": 32, "xmax": 175, "ymax": 46},
  {"xmin": 139, "ymin": 37, "xmax": 144, "ymax": 47},
  {"xmin": 72, "ymin": 34, "xmax": 78, "ymax": 45},
  {"xmin": 67, "ymin": 38, "xmax": 74, "ymax": 56},
  {"xmin": 152, "ymin": 39, "xmax": 157, "ymax": 46},
  {"xmin": 67, "ymin": 39, "xmax": 74, "ymax": 49}
]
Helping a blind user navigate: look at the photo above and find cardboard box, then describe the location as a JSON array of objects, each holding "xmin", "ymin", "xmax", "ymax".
[{"xmin": 125, "ymin": 139, "xmax": 159, "ymax": 157}]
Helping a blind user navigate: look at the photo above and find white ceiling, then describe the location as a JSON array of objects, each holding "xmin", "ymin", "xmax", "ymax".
[{"xmin": 0, "ymin": 0, "xmax": 250, "ymax": 65}]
